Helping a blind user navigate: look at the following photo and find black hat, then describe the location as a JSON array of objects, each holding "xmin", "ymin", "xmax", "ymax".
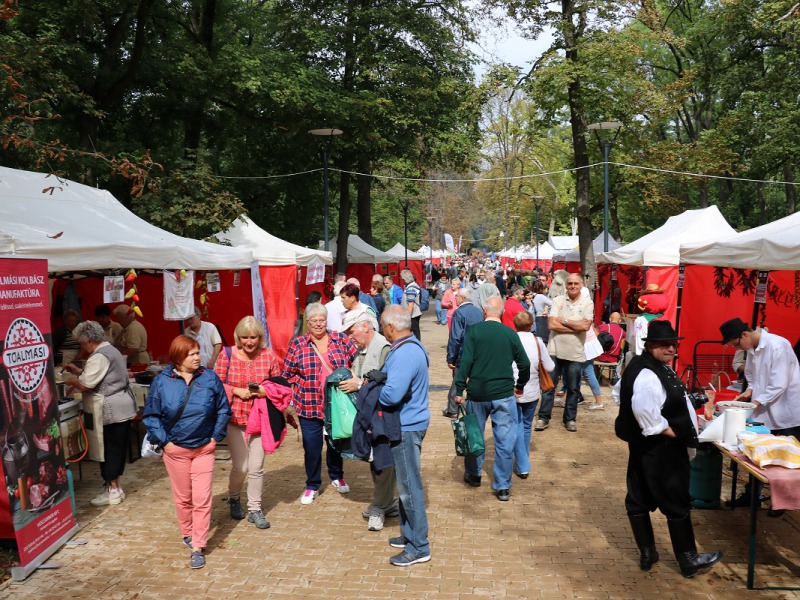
[
  {"xmin": 642, "ymin": 320, "xmax": 683, "ymax": 342},
  {"xmin": 719, "ymin": 318, "xmax": 748, "ymax": 345}
]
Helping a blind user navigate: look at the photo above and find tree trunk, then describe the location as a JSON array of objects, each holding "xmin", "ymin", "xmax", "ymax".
[
  {"xmin": 356, "ymin": 157, "xmax": 372, "ymax": 243},
  {"xmin": 698, "ymin": 180, "xmax": 708, "ymax": 208},
  {"xmin": 563, "ymin": 0, "xmax": 594, "ymax": 287},
  {"xmin": 756, "ymin": 182, "xmax": 765, "ymax": 225},
  {"xmin": 718, "ymin": 177, "xmax": 729, "ymax": 210},
  {"xmin": 183, "ymin": 0, "xmax": 217, "ymax": 156},
  {"xmin": 336, "ymin": 171, "xmax": 352, "ymax": 273},
  {"xmin": 784, "ymin": 165, "xmax": 796, "ymax": 215}
]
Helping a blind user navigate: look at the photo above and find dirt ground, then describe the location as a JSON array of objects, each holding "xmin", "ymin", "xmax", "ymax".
[{"xmin": 2, "ymin": 314, "xmax": 799, "ymax": 599}]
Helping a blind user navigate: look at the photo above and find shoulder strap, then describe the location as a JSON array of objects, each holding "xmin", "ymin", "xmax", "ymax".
[
  {"xmin": 165, "ymin": 378, "xmax": 198, "ymax": 435},
  {"xmin": 310, "ymin": 341, "xmax": 336, "ymax": 376}
]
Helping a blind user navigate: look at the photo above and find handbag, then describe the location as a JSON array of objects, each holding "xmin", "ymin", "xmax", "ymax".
[
  {"xmin": 141, "ymin": 379, "xmax": 197, "ymax": 461},
  {"xmin": 536, "ymin": 338, "xmax": 555, "ymax": 392},
  {"xmin": 451, "ymin": 403, "xmax": 486, "ymax": 457}
]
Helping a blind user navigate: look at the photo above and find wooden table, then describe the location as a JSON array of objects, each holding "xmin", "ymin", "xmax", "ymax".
[{"xmin": 714, "ymin": 442, "xmax": 799, "ymax": 590}]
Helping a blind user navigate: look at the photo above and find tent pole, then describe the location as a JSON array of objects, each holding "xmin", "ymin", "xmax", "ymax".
[{"xmin": 673, "ymin": 265, "xmax": 685, "ymax": 370}]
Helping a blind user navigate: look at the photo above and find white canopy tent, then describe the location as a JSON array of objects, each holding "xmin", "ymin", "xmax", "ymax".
[
  {"xmin": 0, "ymin": 166, "xmax": 253, "ymax": 272},
  {"xmin": 597, "ymin": 206, "xmax": 736, "ymax": 266},
  {"xmin": 215, "ymin": 215, "xmax": 332, "ymax": 266},
  {"xmin": 521, "ymin": 242, "xmax": 556, "ymax": 260},
  {"xmin": 549, "ymin": 235, "xmax": 579, "ymax": 252},
  {"xmin": 385, "ymin": 243, "xmax": 425, "ymax": 261},
  {"xmin": 553, "ymin": 232, "xmax": 621, "ymax": 262},
  {"xmin": 680, "ymin": 211, "xmax": 800, "ymax": 270},
  {"xmin": 325, "ymin": 234, "xmax": 396, "ymax": 264}
]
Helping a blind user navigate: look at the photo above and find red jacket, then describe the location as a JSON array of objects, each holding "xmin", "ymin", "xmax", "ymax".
[
  {"xmin": 597, "ymin": 322, "xmax": 625, "ymax": 363},
  {"xmin": 245, "ymin": 380, "xmax": 293, "ymax": 454},
  {"xmin": 501, "ymin": 297, "xmax": 526, "ymax": 329}
]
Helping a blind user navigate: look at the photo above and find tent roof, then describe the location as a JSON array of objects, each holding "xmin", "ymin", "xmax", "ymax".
[
  {"xmin": 680, "ymin": 211, "xmax": 800, "ymax": 269},
  {"xmin": 549, "ymin": 235, "xmax": 579, "ymax": 251},
  {"xmin": 325, "ymin": 234, "xmax": 396, "ymax": 264},
  {"xmin": 597, "ymin": 206, "xmax": 736, "ymax": 266},
  {"xmin": 0, "ymin": 166, "xmax": 253, "ymax": 272},
  {"xmin": 215, "ymin": 215, "xmax": 331, "ymax": 266},
  {"xmin": 385, "ymin": 242, "xmax": 424, "ymax": 261},
  {"xmin": 520, "ymin": 242, "xmax": 555, "ymax": 260},
  {"xmin": 553, "ymin": 231, "xmax": 621, "ymax": 262}
]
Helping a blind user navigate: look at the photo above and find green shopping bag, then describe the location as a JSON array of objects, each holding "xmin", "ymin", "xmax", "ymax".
[
  {"xmin": 330, "ymin": 386, "xmax": 357, "ymax": 440},
  {"xmin": 451, "ymin": 404, "xmax": 486, "ymax": 457}
]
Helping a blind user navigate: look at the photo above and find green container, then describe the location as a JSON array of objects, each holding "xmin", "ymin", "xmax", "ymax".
[{"xmin": 690, "ymin": 443, "xmax": 722, "ymax": 509}]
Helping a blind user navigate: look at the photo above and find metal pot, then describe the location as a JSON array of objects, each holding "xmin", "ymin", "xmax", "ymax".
[
  {"xmin": 2, "ymin": 430, "xmax": 30, "ymax": 482},
  {"xmin": 55, "ymin": 382, "xmax": 67, "ymax": 399}
]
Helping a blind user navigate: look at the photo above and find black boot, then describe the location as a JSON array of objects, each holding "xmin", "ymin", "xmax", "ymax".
[
  {"xmin": 667, "ymin": 514, "xmax": 723, "ymax": 578},
  {"xmin": 628, "ymin": 513, "xmax": 659, "ymax": 571}
]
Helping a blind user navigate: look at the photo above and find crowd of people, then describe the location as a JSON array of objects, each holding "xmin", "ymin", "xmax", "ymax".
[{"xmin": 57, "ymin": 257, "xmax": 800, "ymax": 579}]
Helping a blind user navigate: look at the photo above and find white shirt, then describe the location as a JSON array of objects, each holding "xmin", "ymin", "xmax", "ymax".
[
  {"xmin": 744, "ymin": 330, "xmax": 800, "ymax": 429},
  {"xmin": 513, "ymin": 332, "xmax": 555, "ymax": 403},
  {"xmin": 79, "ymin": 342, "xmax": 112, "ymax": 388},
  {"xmin": 186, "ymin": 321, "xmax": 222, "ymax": 367},
  {"xmin": 325, "ymin": 297, "xmax": 346, "ymax": 332}
]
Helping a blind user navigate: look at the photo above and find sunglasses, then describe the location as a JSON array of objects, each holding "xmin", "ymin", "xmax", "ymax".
[{"xmin": 651, "ymin": 341, "xmax": 680, "ymax": 349}]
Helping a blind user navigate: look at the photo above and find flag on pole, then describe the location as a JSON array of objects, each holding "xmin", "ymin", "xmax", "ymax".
[{"xmin": 444, "ymin": 233, "xmax": 456, "ymax": 252}]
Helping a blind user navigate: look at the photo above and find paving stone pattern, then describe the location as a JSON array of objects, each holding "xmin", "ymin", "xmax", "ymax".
[{"xmin": 3, "ymin": 316, "xmax": 798, "ymax": 599}]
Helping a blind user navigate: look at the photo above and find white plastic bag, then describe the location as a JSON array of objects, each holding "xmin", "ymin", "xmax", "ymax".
[{"xmin": 141, "ymin": 433, "xmax": 163, "ymax": 461}]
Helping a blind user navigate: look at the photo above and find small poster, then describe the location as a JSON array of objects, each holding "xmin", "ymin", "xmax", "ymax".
[
  {"xmin": 206, "ymin": 272, "xmax": 221, "ymax": 293},
  {"xmin": 233, "ymin": 270, "xmax": 241, "ymax": 287},
  {"xmin": 305, "ymin": 258, "xmax": 325, "ymax": 285},
  {"xmin": 163, "ymin": 269, "xmax": 195, "ymax": 320},
  {"xmin": 103, "ymin": 276, "xmax": 124, "ymax": 303},
  {"xmin": 754, "ymin": 271, "xmax": 769, "ymax": 304},
  {"xmin": 677, "ymin": 265, "xmax": 685, "ymax": 289}
]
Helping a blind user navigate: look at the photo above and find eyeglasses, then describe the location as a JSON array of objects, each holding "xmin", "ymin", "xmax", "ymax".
[
  {"xmin": 651, "ymin": 341, "xmax": 680, "ymax": 349},
  {"xmin": 308, "ymin": 319, "xmax": 327, "ymax": 326}
]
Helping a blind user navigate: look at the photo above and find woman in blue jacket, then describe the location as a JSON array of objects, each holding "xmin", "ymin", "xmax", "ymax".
[{"xmin": 143, "ymin": 335, "xmax": 231, "ymax": 570}]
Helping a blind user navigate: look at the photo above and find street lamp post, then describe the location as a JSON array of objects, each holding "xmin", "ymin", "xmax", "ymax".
[
  {"xmin": 426, "ymin": 216, "xmax": 435, "ymax": 282},
  {"xmin": 587, "ymin": 121, "xmax": 622, "ymax": 252},
  {"xmin": 400, "ymin": 200, "xmax": 410, "ymax": 269},
  {"xmin": 510, "ymin": 215, "xmax": 520, "ymax": 263},
  {"xmin": 308, "ymin": 128, "xmax": 343, "ymax": 252},
  {"xmin": 530, "ymin": 195, "xmax": 544, "ymax": 265}
]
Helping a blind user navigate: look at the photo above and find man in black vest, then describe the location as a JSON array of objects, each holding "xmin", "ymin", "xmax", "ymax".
[{"xmin": 614, "ymin": 321, "xmax": 723, "ymax": 578}]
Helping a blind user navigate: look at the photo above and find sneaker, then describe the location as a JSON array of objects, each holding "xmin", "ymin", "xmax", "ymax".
[
  {"xmin": 389, "ymin": 536, "xmax": 407, "ymax": 549},
  {"xmin": 247, "ymin": 510, "xmax": 271, "ymax": 529},
  {"xmin": 463, "ymin": 473, "xmax": 481, "ymax": 488},
  {"xmin": 577, "ymin": 396, "xmax": 585, "ymax": 405},
  {"xmin": 90, "ymin": 487, "xmax": 124, "ymax": 507},
  {"xmin": 300, "ymin": 489, "xmax": 317, "ymax": 505},
  {"xmin": 331, "ymin": 478, "xmax": 350, "ymax": 493},
  {"xmin": 587, "ymin": 403, "xmax": 605, "ymax": 411},
  {"xmin": 554, "ymin": 398, "xmax": 566, "ymax": 407},
  {"xmin": 565, "ymin": 420, "xmax": 578, "ymax": 432},
  {"xmin": 442, "ymin": 409, "xmax": 457, "ymax": 418},
  {"xmin": 390, "ymin": 550, "xmax": 431, "ymax": 567},
  {"xmin": 556, "ymin": 390, "xmax": 566, "ymax": 397},
  {"xmin": 190, "ymin": 550, "xmax": 205, "ymax": 569},
  {"xmin": 228, "ymin": 496, "xmax": 245, "ymax": 520},
  {"xmin": 183, "ymin": 537, "xmax": 193, "ymax": 550},
  {"xmin": 515, "ymin": 472, "xmax": 529, "ymax": 479},
  {"xmin": 496, "ymin": 489, "xmax": 511, "ymax": 501},
  {"xmin": 367, "ymin": 506, "xmax": 385, "ymax": 532},
  {"xmin": 534, "ymin": 419, "xmax": 549, "ymax": 431}
]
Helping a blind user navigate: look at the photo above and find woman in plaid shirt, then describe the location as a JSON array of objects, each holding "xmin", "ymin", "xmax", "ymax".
[
  {"xmin": 214, "ymin": 316, "xmax": 281, "ymax": 529},
  {"xmin": 282, "ymin": 302, "xmax": 358, "ymax": 505}
]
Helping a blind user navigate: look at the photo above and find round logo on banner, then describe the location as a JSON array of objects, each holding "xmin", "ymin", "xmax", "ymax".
[{"xmin": 3, "ymin": 317, "xmax": 50, "ymax": 393}]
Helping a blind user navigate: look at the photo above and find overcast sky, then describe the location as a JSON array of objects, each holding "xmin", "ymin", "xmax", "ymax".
[{"xmin": 472, "ymin": 18, "xmax": 555, "ymax": 79}]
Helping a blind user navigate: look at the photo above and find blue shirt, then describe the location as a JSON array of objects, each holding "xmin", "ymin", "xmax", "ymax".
[{"xmin": 379, "ymin": 334, "xmax": 430, "ymax": 431}]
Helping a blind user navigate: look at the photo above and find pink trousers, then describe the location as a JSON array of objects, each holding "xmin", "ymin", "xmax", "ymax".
[{"xmin": 163, "ymin": 441, "xmax": 216, "ymax": 549}]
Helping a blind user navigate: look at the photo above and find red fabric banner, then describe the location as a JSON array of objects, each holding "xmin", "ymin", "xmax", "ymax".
[{"xmin": 258, "ymin": 265, "xmax": 297, "ymax": 362}]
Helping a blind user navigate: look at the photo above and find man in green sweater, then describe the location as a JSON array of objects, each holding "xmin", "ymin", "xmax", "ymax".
[{"xmin": 455, "ymin": 297, "xmax": 531, "ymax": 501}]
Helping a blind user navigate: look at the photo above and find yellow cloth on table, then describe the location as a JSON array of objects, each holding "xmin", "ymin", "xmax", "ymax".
[{"xmin": 742, "ymin": 435, "xmax": 800, "ymax": 469}]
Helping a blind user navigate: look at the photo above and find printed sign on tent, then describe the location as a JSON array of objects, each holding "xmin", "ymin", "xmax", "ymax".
[
  {"xmin": 305, "ymin": 258, "xmax": 325, "ymax": 285},
  {"xmin": 102, "ymin": 276, "xmax": 124, "ymax": 304},
  {"xmin": 163, "ymin": 269, "xmax": 195, "ymax": 320},
  {"xmin": 250, "ymin": 261, "xmax": 270, "ymax": 347},
  {"xmin": 206, "ymin": 272, "xmax": 221, "ymax": 293},
  {"xmin": 0, "ymin": 257, "xmax": 79, "ymax": 580}
]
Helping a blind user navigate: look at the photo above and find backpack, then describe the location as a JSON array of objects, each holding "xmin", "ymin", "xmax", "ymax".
[
  {"xmin": 598, "ymin": 330, "xmax": 614, "ymax": 352},
  {"xmin": 418, "ymin": 287, "xmax": 431, "ymax": 311}
]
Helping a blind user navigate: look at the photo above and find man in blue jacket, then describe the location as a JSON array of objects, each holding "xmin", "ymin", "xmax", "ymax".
[
  {"xmin": 379, "ymin": 305, "xmax": 431, "ymax": 567},
  {"xmin": 444, "ymin": 288, "xmax": 483, "ymax": 418}
]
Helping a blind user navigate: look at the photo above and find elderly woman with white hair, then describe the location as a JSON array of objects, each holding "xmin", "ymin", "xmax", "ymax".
[
  {"xmin": 282, "ymin": 302, "xmax": 358, "ymax": 505},
  {"xmin": 63, "ymin": 320, "xmax": 138, "ymax": 507},
  {"xmin": 214, "ymin": 316, "xmax": 282, "ymax": 529}
]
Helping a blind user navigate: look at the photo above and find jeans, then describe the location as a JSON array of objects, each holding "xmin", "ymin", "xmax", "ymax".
[
  {"xmin": 435, "ymin": 299, "xmax": 447, "ymax": 324},
  {"xmin": 464, "ymin": 396, "xmax": 518, "ymax": 490},
  {"xmin": 535, "ymin": 316, "xmax": 550, "ymax": 344},
  {"xmin": 580, "ymin": 360, "xmax": 601, "ymax": 397},
  {"xmin": 391, "ymin": 429, "xmax": 430, "ymax": 557},
  {"xmin": 514, "ymin": 401, "xmax": 538, "ymax": 475},
  {"xmin": 411, "ymin": 316, "xmax": 421, "ymax": 341},
  {"xmin": 539, "ymin": 358, "xmax": 582, "ymax": 423},
  {"xmin": 299, "ymin": 417, "xmax": 344, "ymax": 491}
]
